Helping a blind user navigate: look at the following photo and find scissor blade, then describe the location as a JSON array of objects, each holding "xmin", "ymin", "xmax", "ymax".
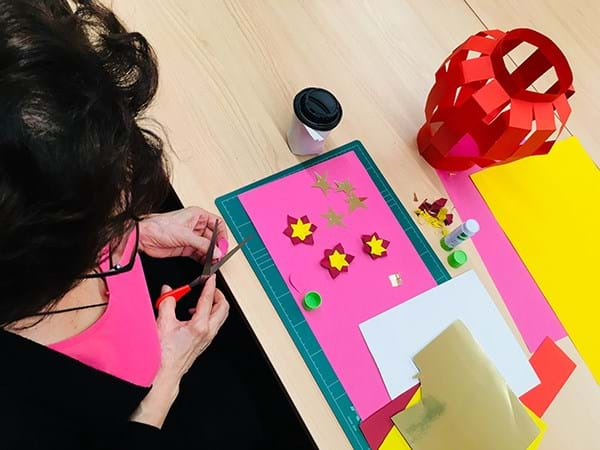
[
  {"xmin": 201, "ymin": 219, "xmax": 220, "ymax": 276},
  {"xmin": 188, "ymin": 235, "xmax": 251, "ymax": 289},
  {"xmin": 207, "ymin": 236, "xmax": 251, "ymax": 275}
]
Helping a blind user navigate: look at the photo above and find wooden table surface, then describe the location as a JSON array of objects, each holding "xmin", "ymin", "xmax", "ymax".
[{"xmin": 114, "ymin": 1, "xmax": 599, "ymax": 448}]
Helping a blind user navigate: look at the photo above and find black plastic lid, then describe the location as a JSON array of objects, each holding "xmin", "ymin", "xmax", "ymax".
[{"xmin": 293, "ymin": 87, "xmax": 342, "ymax": 132}]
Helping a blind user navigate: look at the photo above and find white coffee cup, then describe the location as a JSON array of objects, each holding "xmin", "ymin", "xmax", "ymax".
[{"xmin": 287, "ymin": 87, "xmax": 342, "ymax": 156}]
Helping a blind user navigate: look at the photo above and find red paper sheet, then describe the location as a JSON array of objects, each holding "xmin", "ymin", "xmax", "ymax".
[
  {"xmin": 359, "ymin": 384, "xmax": 419, "ymax": 449},
  {"xmin": 520, "ymin": 337, "xmax": 576, "ymax": 417}
]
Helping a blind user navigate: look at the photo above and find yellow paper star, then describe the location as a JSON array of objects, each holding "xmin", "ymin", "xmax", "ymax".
[
  {"xmin": 346, "ymin": 193, "xmax": 367, "ymax": 212},
  {"xmin": 366, "ymin": 235, "xmax": 387, "ymax": 256},
  {"xmin": 321, "ymin": 207, "xmax": 345, "ymax": 227},
  {"xmin": 335, "ymin": 179, "xmax": 355, "ymax": 194},
  {"xmin": 312, "ymin": 172, "xmax": 331, "ymax": 195},
  {"xmin": 329, "ymin": 250, "xmax": 350, "ymax": 271},
  {"xmin": 290, "ymin": 218, "xmax": 313, "ymax": 241}
]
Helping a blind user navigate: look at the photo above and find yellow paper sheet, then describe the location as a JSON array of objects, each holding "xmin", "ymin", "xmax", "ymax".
[
  {"xmin": 525, "ymin": 407, "xmax": 547, "ymax": 450},
  {"xmin": 379, "ymin": 425, "xmax": 410, "ymax": 449},
  {"xmin": 381, "ymin": 393, "xmax": 546, "ymax": 450},
  {"xmin": 392, "ymin": 321, "xmax": 540, "ymax": 450},
  {"xmin": 471, "ymin": 137, "xmax": 600, "ymax": 383},
  {"xmin": 379, "ymin": 389, "xmax": 422, "ymax": 450}
]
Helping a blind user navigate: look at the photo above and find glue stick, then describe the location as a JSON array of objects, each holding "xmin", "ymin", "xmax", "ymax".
[{"xmin": 440, "ymin": 219, "xmax": 480, "ymax": 251}]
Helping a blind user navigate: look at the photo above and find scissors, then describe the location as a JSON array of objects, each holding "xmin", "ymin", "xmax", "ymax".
[{"xmin": 154, "ymin": 220, "xmax": 250, "ymax": 309}]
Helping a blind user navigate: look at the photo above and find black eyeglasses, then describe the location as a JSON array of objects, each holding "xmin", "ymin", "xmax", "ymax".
[{"xmin": 81, "ymin": 221, "xmax": 139, "ymax": 279}]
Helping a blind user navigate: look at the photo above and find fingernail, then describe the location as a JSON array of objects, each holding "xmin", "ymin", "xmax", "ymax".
[
  {"xmin": 160, "ymin": 284, "xmax": 171, "ymax": 293},
  {"xmin": 218, "ymin": 239, "xmax": 229, "ymax": 255}
]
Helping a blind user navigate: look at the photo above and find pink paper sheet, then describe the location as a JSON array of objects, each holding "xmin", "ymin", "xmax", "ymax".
[
  {"xmin": 239, "ymin": 151, "xmax": 437, "ymax": 419},
  {"xmin": 438, "ymin": 167, "xmax": 566, "ymax": 352}
]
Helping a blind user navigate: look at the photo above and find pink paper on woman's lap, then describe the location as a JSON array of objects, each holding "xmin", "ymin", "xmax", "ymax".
[{"xmin": 239, "ymin": 152, "xmax": 437, "ymax": 418}]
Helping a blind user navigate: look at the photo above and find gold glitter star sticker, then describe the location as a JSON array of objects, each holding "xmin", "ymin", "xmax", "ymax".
[
  {"xmin": 346, "ymin": 193, "xmax": 367, "ymax": 213},
  {"xmin": 312, "ymin": 172, "xmax": 331, "ymax": 195},
  {"xmin": 321, "ymin": 207, "xmax": 345, "ymax": 227},
  {"xmin": 335, "ymin": 179, "xmax": 355, "ymax": 194},
  {"xmin": 366, "ymin": 235, "xmax": 386, "ymax": 256},
  {"xmin": 290, "ymin": 218, "xmax": 313, "ymax": 241},
  {"xmin": 328, "ymin": 250, "xmax": 350, "ymax": 271}
]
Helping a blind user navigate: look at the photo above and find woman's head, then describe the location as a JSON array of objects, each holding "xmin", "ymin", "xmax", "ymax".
[{"xmin": 0, "ymin": 0, "xmax": 170, "ymax": 325}]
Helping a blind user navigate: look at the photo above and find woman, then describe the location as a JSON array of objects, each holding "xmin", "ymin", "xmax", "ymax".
[{"xmin": 0, "ymin": 1, "xmax": 310, "ymax": 449}]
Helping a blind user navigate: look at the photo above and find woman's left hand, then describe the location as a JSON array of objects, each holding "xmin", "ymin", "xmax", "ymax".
[{"xmin": 138, "ymin": 207, "xmax": 228, "ymax": 261}]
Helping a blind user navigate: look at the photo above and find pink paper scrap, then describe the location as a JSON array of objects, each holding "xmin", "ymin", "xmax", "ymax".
[
  {"xmin": 239, "ymin": 151, "xmax": 438, "ymax": 418},
  {"xmin": 437, "ymin": 138, "xmax": 566, "ymax": 352}
]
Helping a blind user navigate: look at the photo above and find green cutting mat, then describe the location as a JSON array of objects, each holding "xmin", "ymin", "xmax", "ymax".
[{"xmin": 215, "ymin": 140, "xmax": 450, "ymax": 449}]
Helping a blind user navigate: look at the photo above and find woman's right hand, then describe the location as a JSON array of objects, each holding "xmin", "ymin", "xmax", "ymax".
[
  {"xmin": 130, "ymin": 276, "xmax": 229, "ymax": 428},
  {"xmin": 156, "ymin": 275, "xmax": 229, "ymax": 382}
]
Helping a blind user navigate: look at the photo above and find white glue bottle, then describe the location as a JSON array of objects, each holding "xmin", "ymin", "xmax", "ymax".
[{"xmin": 440, "ymin": 219, "xmax": 480, "ymax": 251}]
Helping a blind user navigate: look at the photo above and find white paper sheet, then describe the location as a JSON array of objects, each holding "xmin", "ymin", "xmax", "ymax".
[{"xmin": 359, "ymin": 270, "xmax": 539, "ymax": 398}]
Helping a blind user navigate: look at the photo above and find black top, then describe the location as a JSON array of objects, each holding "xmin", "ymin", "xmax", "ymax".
[
  {"xmin": 0, "ymin": 328, "xmax": 163, "ymax": 450},
  {"xmin": 293, "ymin": 87, "xmax": 342, "ymax": 131}
]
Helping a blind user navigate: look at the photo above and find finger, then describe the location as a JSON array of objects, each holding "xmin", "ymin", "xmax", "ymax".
[
  {"xmin": 191, "ymin": 275, "xmax": 217, "ymax": 325},
  {"xmin": 208, "ymin": 289, "xmax": 229, "ymax": 331},
  {"xmin": 201, "ymin": 212, "xmax": 228, "ymax": 242},
  {"xmin": 180, "ymin": 228, "xmax": 222, "ymax": 260},
  {"xmin": 214, "ymin": 218, "xmax": 228, "ymax": 242},
  {"xmin": 157, "ymin": 285, "xmax": 177, "ymax": 324}
]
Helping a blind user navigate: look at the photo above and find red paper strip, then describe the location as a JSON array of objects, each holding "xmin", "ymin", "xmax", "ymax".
[
  {"xmin": 359, "ymin": 384, "xmax": 420, "ymax": 449},
  {"xmin": 519, "ymin": 337, "xmax": 576, "ymax": 417}
]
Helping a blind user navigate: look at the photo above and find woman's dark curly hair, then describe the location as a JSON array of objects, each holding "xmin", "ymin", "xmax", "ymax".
[{"xmin": 0, "ymin": 0, "xmax": 170, "ymax": 325}]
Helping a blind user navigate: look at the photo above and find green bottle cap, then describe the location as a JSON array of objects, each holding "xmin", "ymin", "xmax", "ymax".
[
  {"xmin": 447, "ymin": 250, "xmax": 468, "ymax": 268},
  {"xmin": 302, "ymin": 291, "xmax": 322, "ymax": 310},
  {"xmin": 440, "ymin": 237, "xmax": 453, "ymax": 251}
]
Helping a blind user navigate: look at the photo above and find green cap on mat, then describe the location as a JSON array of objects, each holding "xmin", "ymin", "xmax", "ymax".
[
  {"xmin": 447, "ymin": 250, "xmax": 468, "ymax": 268},
  {"xmin": 302, "ymin": 291, "xmax": 322, "ymax": 310}
]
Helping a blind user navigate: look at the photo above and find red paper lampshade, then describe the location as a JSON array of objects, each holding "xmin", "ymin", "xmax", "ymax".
[{"xmin": 417, "ymin": 28, "xmax": 575, "ymax": 171}]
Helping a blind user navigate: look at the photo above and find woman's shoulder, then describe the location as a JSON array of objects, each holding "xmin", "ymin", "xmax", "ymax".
[{"xmin": 0, "ymin": 329, "xmax": 149, "ymax": 420}]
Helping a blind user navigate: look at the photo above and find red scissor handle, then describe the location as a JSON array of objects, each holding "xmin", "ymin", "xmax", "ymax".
[{"xmin": 154, "ymin": 284, "xmax": 192, "ymax": 309}]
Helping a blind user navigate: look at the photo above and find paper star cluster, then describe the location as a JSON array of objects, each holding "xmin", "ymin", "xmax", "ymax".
[
  {"xmin": 283, "ymin": 215, "xmax": 317, "ymax": 245},
  {"xmin": 283, "ymin": 173, "xmax": 387, "ymax": 283},
  {"xmin": 311, "ymin": 173, "xmax": 369, "ymax": 224},
  {"xmin": 320, "ymin": 243, "xmax": 354, "ymax": 279},
  {"xmin": 362, "ymin": 232, "xmax": 390, "ymax": 259}
]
